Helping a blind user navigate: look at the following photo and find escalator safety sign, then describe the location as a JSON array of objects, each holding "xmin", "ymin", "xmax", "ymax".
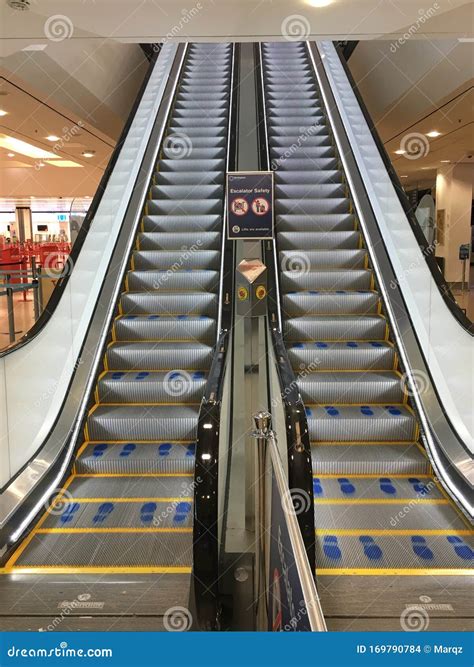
[{"xmin": 227, "ymin": 171, "xmax": 274, "ymax": 240}]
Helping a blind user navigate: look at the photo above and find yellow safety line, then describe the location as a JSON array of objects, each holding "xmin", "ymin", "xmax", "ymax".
[
  {"xmin": 89, "ymin": 401, "xmax": 201, "ymax": 407},
  {"xmin": 315, "ymin": 529, "xmax": 473, "ymax": 536},
  {"xmin": 75, "ymin": 439, "xmax": 193, "ymax": 458},
  {"xmin": 1, "ymin": 566, "xmax": 191, "ymax": 575},
  {"xmin": 313, "ymin": 498, "xmax": 448, "ymax": 505},
  {"xmin": 73, "ymin": 473, "xmax": 193, "ymax": 478},
  {"xmin": 35, "ymin": 527, "xmax": 192, "ymax": 534},
  {"xmin": 432, "ymin": 477, "xmax": 474, "ymax": 530},
  {"xmin": 316, "ymin": 568, "xmax": 474, "ymax": 577},
  {"xmin": 314, "ymin": 473, "xmax": 432, "ymax": 479},
  {"xmin": 58, "ymin": 497, "xmax": 193, "ymax": 503}
]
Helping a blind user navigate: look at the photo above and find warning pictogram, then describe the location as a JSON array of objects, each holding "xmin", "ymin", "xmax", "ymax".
[
  {"xmin": 251, "ymin": 197, "xmax": 270, "ymax": 216},
  {"xmin": 255, "ymin": 285, "xmax": 266, "ymax": 300},
  {"xmin": 230, "ymin": 197, "xmax": 248, "ymax": 216},
  {"xmin": 238, "ymin": 286, "xmax": 249, "ymax": 301}
]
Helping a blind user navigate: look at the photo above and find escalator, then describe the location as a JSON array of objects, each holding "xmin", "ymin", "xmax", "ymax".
[
  {"xmin": 0, "ymin": 42, "xmax": 233, "ymax": 630},
  {"xmin": 260, "ymin": 41, "xmax": 473, "ymax": 629}
]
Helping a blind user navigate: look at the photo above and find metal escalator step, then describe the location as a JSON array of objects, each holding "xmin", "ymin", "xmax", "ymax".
[
  {"xmin": 276, "ymin": 184, "xmax": 345, "ymax": 199},
  {"xmin": 154, "ymin": 172, "xmax": 224, "ymax": 186},
  {"xmin": 298, "ymin": 371, "xmax": 404, "ymax": 404},
  {"xmin": 75, "ymin": 443, "xmax": 196, "ymax": 474},
  {"xmin": 132, "ymin": 250, "xmax": 220, "ymax": 270},
  {"xmin": 276, "ymin": 157, "xmax": 338, "ymax": 171},
  {"xmin": 14, "ymin": 532, "xmax": 193, "ymax": 569},
  {"xmin": 106, "ymin": 342, "xmax": 213, "ymax": 371},
  {"xmin": 138, "ymin": 231, "xmax": 220, "ymax": 251},
  {"xmin": 271, "ymin": 136, "xmax": 331, "ymax": 149},
  {"xmin": 150, "ymin": 185, "xmax": 223, "ymax": 200},
  {"xmin": 87, "ymin": 405, "xmax": 199, "ymax": 441},
  {"xmin": 288, "ymin": 341, "xmax": 395, "ymax": 371},
  {"xmin": 314, "ymin": 502, "xmax": 467, "ymax": 532},
  {"xmin": 271, "ymin": 148, "xmax": 335, "ymax": 162},
  {"xmin": 282, "ymin": 291, "xmax": 380, "ymax": 316},
  {"xmin": 280, "ymin": 249, "xmax": 366, "ymax": 269},
  {"xmin": 278, "ymin": 231, "xmax": 360, "ymax": 250},
  {"xmin": 281, "ymin": 270, "xmax": 372, "ymax": 291},
  {"xmin": 275, "ymin": 170, "xmax": 343, "ymax": 185},
  {"xmin": 147, "ymin": 198, "xmax": 222, "ymax": 215},
  {"xmin": 314, "ymin": 533, "xmax": 473, "ymax": 571},
  {"xmin": 42, "ymin": 499, "xmax": 194, "ymax": 529},
  {"xmin": 158, "ymin": 159, "xmax": 224, "ymax": 172},
  {"xmin": 113, "ymin": 315, "xmax": 216, "ymax": 343},
  {"xmin": 312, "ymin": 443, "xmax": 430, "ymax": 475},
  {"xmin": 284, "ymin": 315, "xmax": 387, "ymax": 341},
  {"xmin": 311, "ymin": 475, "xmax": 444, "ymax": 501},
  {"xmin": 276, "ymin": 214, "xmax": 355, "ymax": 232},
  {"xmin": 97, "ymin": 370, "xmax": 207, "ymax": 404},
  {"xmin": 120, "ymin": 292, "xmax": 217, "ymax": 317},
  {"xmin": 276, "ymin": 197, "xmax": 349, "ymax": 215},
  {"xmin": 306, "ymin": 405, "xmax": 418, "ymax": 442},
  {"xmin": 142, "ymin": 215, "xmax": 221, "ymax": 233},
  {"xmin": 67, "ymin": 475, "xmax": 195, "ymax": 498},
  {"xmin": 126, "ymin": 270, "xmax": 219, "ymax": 292}
]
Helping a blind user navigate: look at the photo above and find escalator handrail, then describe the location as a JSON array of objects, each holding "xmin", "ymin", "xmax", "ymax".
[
  {"xmin": 0, "ymin": 46, "xmax": 161, "ymax": 358},
  {"xmin": 333, "ymin": 43, "xmax": 473, "ymax": 336},
  {"xmin": 254, "ymin": 42, "xmax": 316, "ymax": 574},
  {"xmin": 192, "ymin": 43, "xmax": 238, "ymax": 631}
]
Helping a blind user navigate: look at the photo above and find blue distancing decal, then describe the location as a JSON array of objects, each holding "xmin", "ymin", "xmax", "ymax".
[
  {"xmin": 135, "ymin": 372, "xmax": 149, "ymax": 381},
  {"xmin": 313, "ymin": 478, "xmax": 323, "ymax": 495},
  {"xmin": 177, "ymin": 315, "xmax": 187, "ymax": 320},
  {"xmin": 294, "ymin": 343, "xmax": 304, "ymax": 349},
  {"xmin": 148, "ymin": 315, "xmax": 160, "ymax": 320},
  {"xmin": 92, "ymin": 444, "xmax": 108, "ymax": 458},
  {"xmin": 111, "ymin": 372, "xmax": 125, "ymax": 380},
  {"xmin": 370, "ymin": 341, "xmax": 382, "ymax": 347},
  {"xmin": 174, "ymin": 502, "xmax": 192, "ymax": 523},
  {"xmin": 325, "ymin": 406, "xmax": 339, "ymax": 417},
  {"xmin": 316, "ymin": 342, "xmax": 328, "ymax": 348},
  {"xmin": 192, "ymin": 372, "xmax": 205, "ymax": 380},
  {"xmin": 124, "ymin": 315, "xmax": 137, "ymax": 320},
  {"xmin": 120, "ymin": 443, "xmax": 136, "ymax": 457},
  {"xmin": 447, "ymin": 536, "xmax": 473, "ymax": 560},
  {"xmin": 360, "ymin": 535, "xmax": 383, "ymax": 560},
  {"xmin": 186, "ymin": 444, "xmax": 196, "ymax": 457},
  {"xmin": 379, "ymin": 477, "xmax": 396, "ymax": 495},
  {"xmin": 158, "ymin": 443, "xmax": 172, "ymax": 457},
  {"xmin": 305, "ymin": 407, "xmax": 313, "ymax": 417},
  {"xmin": 140, "ymin": 502, "xmax": 157, "ymax": 525},
  {"xmin": 346, "ymin": 341, "xmax": 358, "ymax": 348},
  {"xmin": 360, "ymin": 406, "xmax": 374, "ymax": 416},
  {"xmin": 60, "ymin": 503, "xmax": 80, "ymax": 524},
  {"xmin": 411, "ymin": 535, "xmax": 434, "ymax": 560},
  {"xmin": 338, "ymin": 478, "xmax": 355, "ymax": 495},
  {"xmin": 93, "ymin": 502, "xmax": 114, "ymax": 524},
  {"xmin": 323, "ymin": 535, "xmax": 342, "ymax": 560},
  {"xmin": 386, "ymin": 405, "xmax": 402, "ymax": 416}
]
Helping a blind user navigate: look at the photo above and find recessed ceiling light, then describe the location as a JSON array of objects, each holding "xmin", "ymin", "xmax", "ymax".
[
  {"xmin": 421, "ymin": 167, "xmax": 433, "ymax": 170},
  {"xmin": 307, "ymin": 0, "xmax": 333, "ymax": 6},
  {"xmin": 0, "ymin": 134, "xmax": 56, "ymax": 159},
  {"xmin": 440, "ymin": 160, "xmax": 450, "ymax": 163},
  {"xmin": 0, "ymin": 110, "xmax": 8, "ymax": 117},
  {"xmin": 426, "ymin": 131, "xmax": 442, "ymax": 138},
  {"xmin": 22, "ymin": 44, "xmax": 48, "ymax": 52},
  {"xmin": 84, "ymin": 195, "xmax": 92, "ymax": 199},
  {"xmin": 7, "ymin": 152, "xmax": 15, "ymax": 158},
  {"xmin": 401, "ymin": 175, "xmax": 408, "ymax": 178},
  {"xmin": 45, "ymin": 135, "xmax": 60, "ymax": 142},
  {"xmin": 45, "ymin": 159, "xmax": 83, "ymax": 168},
  {"xmin": 81, "ymin": 150, "xmax": 95, "ymax": 158},
  {"xmin": 37, "ymin": 162, "xmax": 45, "ymax": 168},
  {"xmin": 395, "ymin": 149, "xmax": 406, "ymax": 155}
]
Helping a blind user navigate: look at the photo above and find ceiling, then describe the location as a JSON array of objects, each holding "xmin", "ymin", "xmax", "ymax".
[{"xmin": 0, "ymin": 0, "xmax": 472, "ymax": 50}]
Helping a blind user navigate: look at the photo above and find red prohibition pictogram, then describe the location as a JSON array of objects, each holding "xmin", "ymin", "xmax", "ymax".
[
  {"xmin": 251, "ymin": 197, "xmax": 270, "ymax": 216},
  {"xmin": 230, "ymin": 197, "xmax": 249, "ymax": 216}
]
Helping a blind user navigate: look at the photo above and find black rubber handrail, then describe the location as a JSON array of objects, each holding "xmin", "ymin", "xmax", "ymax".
[
  {"xmin": 333, "ymin": 43, "xmax": 473, "ymax": 335},
  {"xmin": 254, "ymin": 43, "xmax": 316, "ymax": 574},
  {"xmin": 192, "ymin": 43, "xmax": 239, "ymax": 631},
  {"xmin": 0, "ymin": 47, "xmax": 161, "ymax": 358}
]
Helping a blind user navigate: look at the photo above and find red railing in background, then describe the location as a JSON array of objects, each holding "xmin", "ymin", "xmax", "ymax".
[{"xmin": 0, "ymin": 241, "xmax": 71, "ymax": 298}]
